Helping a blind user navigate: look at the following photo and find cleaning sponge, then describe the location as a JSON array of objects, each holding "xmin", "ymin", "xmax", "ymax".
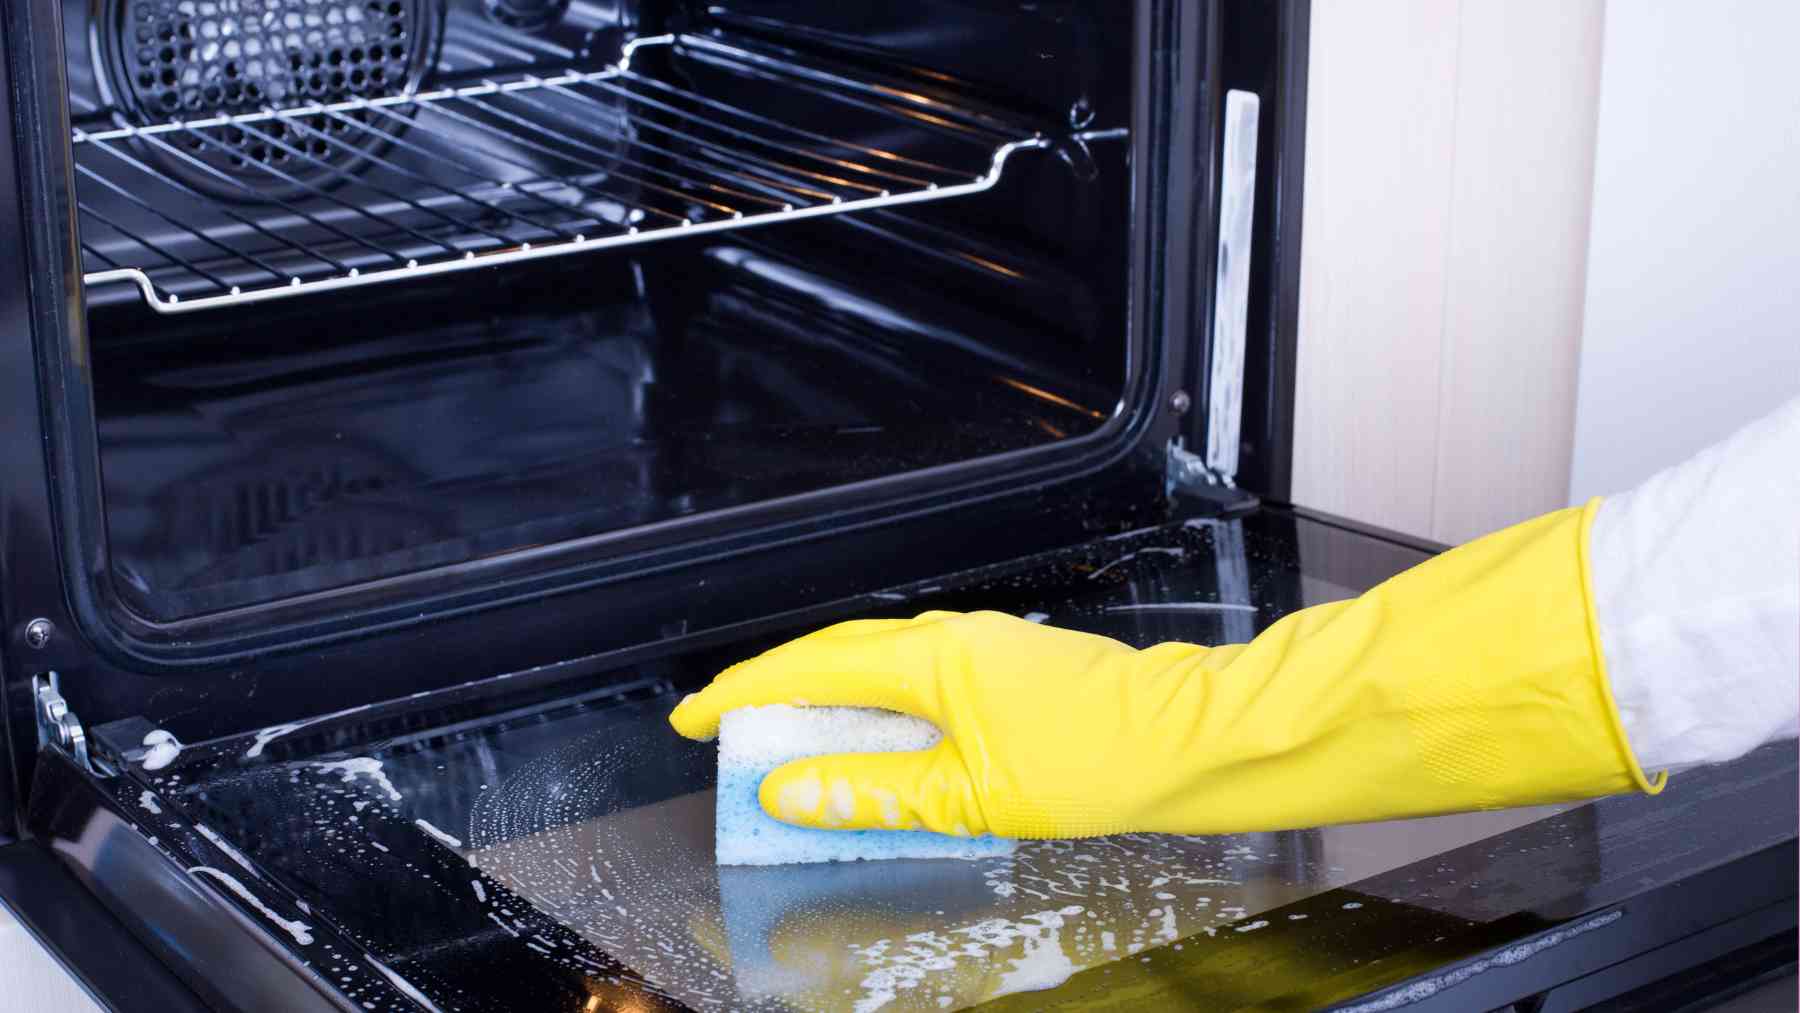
[{"xmin": 714, "ymin": 704, "xmax": 1016, "ymax": 866}]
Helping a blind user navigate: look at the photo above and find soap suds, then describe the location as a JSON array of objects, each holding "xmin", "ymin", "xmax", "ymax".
[
  {"xmin": 471, "ymin": 880, "xmax": 487, "ymax": 903},
  {"xmin": 415, "ymin": 819, "xmax": 463, "ymax": 849},
  {"xmin": 461, "ymin": 696, "xmax": 1413, "ymax": 1012},
  {"xmin": 848, "ymin": 906, "xmax": 1086, "ymax": 1011},
  {"xmin": 138, "ymin": 790, "xmax": 162, "ymax": 814},
  {"xmin": 1154, "ymin": 903, "xmax": 1179, "ymax": 944},
  {"xmin": 314, "ymin": 758, "xmax": 403, "ymax": 802},
  {"xmin": 487, "ymin": 911, "xmax": 520, "ymax": 937},
  {"xmin": 1022, "ymin": 612, "xmax": 1050, "ymax": 624},
  {"xmin": 366, "ymin": 956, "xmax": 445, "ymax": 1013},
  {"xmin": 188, "ymin": 866, "xmax": 312, "ymax": 945},
  {"xmin": 245, "ymin": 722, "xmax": 305, "ymax": 759},
  {"xmin": 195, "ymin": 824, "xmax": 260, "ymax": 878},
  {"xmin": 995, "ymin": 928, "xmax": 1078, "ymax": 996},
  {"xmin": 141, "ymin": 730, "xmax": 182, "ymax": 771}
]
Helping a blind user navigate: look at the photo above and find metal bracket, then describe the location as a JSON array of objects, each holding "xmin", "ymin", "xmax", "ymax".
[
  {"xmin": 1167, "ymin": 439, "xmax": 1219, "ymax": 491},
  {"xmin": 1167, "ymin": 440, "xmax": 1260, "ymax": 515},
  {"xmin": 34, "ymin": 672, "xmax": 102, "ymax": 776}
]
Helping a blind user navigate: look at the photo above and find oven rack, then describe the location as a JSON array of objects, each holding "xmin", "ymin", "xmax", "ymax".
[{"xmin": 74, "ymin": 34, "xmax": 1123, "ymax": 316}]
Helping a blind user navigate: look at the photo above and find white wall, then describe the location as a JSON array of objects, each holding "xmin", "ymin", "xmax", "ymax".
[
  {"xmin": 0, "ymin": 907, "xmax": 101, "ymax": 1013},
  {"xmin": 1567, "ymin": 0, "xmax": 1800, "ymax": 502},
  {"xmin": 1293, "ymin": 0, "xmax": 1606, "ymax": 545}
]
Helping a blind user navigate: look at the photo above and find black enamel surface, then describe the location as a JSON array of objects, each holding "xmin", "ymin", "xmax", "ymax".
[{"xmin": 91, "ymin": 225, "xmax": 1121, "ymax": 620}]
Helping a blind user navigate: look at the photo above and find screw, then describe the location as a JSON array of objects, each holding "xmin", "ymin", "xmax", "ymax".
[
  {"xmin": 24, "ymin": 619, "xmax": 53, "ymax": 649},
  {"xmin": 1169, "ymin": 390, "xmax": 1192, "ymax": 416}
]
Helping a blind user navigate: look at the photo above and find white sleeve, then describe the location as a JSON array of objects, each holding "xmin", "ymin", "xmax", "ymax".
[{"xmin": 1589, "ymin": 395, "xmax": 1800, "ymax": 774}]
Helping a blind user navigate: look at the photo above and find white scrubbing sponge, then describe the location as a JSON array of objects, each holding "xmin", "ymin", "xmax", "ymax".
[{"xmin": 715, "ymin": 705, "xmax": 1015, "ymax": 866}]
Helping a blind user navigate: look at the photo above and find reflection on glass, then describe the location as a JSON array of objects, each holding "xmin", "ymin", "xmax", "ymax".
[{"xmin": 460, "ymin": 713, "xmax": 1564, "ymax": 1011}]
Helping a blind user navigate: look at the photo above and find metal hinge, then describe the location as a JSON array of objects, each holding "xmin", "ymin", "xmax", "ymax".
[
  {"xmin": 34, "ymin": 672, "xmax": 101, "ymax": 776},
  {"xmin": 1167, "ymin": 440, "xmax": 1260, "ymax": 515},
  {"xmin": 1167, "ymin": 439, "xmax": 1229, "ymax": 491}
]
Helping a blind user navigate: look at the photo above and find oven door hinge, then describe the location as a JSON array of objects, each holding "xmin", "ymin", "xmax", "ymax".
[
  {"xmin": 33, "ymin": 672, "xmax": 105, "ymax": 776},
  {"xmin": 1166, "ymin": 440, "xmax": 1259, "ymax": 516}
]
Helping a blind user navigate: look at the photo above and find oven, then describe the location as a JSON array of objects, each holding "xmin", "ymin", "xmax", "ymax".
[{"xmin": 0, "ymin": 0, "xmax": 1793, "ymax": 1010}]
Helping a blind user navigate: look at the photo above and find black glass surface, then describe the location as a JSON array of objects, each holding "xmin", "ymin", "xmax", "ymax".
[
  {"xmin": 92, "ymin": 513, "xmax": 1800, "ymax": 1011},
  {"xmin": 110, "ymin": 514, "xmax": 1591, "ymax": 1012}
]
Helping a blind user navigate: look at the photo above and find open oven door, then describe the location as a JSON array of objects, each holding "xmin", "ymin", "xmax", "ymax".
[{"xmin": 4, "ymin": 506, "xmax": 1794, "ymax": 1013}]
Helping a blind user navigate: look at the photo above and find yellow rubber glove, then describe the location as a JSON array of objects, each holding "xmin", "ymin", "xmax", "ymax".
[{"xmin": 670, "ymin": 501, "xmax": 1665, "ymax": 838}]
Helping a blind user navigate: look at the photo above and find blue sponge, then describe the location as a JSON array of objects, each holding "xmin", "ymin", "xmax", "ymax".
[{"xmin": 714, "ymin": 704, "xmax": 1016, "ymax": 866}]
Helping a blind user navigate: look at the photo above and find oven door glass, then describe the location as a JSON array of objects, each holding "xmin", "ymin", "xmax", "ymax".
[{"xmin": 115, "ymin": 511, "xmax": 1607, "ymax": 1012}]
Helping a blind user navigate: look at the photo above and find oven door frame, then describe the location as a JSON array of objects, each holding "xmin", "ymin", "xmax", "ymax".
[
  {"xmin": 4, "ymin": 0, "xmax": 1206, "ymax": 671},
  {"xmin": 0, "ymin": 0, "xmax": 1243, "ymax": 833}
]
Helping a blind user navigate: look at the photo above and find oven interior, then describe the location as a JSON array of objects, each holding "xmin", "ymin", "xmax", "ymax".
[{"xmin": 64, "ymin": 0, "xmax": 1138, "ymax": 623}]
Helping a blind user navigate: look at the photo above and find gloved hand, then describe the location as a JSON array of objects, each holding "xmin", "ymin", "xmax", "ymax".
[{"xmin": 670, "ymin": 502, "xmax": 1664, "ymax": 838}]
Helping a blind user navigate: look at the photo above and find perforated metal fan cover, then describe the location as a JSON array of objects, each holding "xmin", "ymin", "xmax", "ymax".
[{"xmin": 99, "ymin": 0, "xmax": 438, "ymax": 193}]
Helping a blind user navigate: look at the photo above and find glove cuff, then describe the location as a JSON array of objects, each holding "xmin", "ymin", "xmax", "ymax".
[
  {"xmin": 1576, "ymin": 497, "xmax": 1668, "ymax": 796},
  {"xmin": 1393, "ymin": 501, "xmax": 1667, "ymax": 810}
]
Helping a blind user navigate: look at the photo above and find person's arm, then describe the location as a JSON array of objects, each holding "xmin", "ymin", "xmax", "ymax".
[
  {"xmin": 1594, "ymin": 396, "xmax": 1800, "ymax": 773},
  {"xmin": 669, "ymin": 399, "xmax": 1799, "ymax": 838}
]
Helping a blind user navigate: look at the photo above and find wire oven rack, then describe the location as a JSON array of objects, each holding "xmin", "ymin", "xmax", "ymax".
[{"xmin": 74, "ymin": 34, "xmax": 1123, "ymax": 315}]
